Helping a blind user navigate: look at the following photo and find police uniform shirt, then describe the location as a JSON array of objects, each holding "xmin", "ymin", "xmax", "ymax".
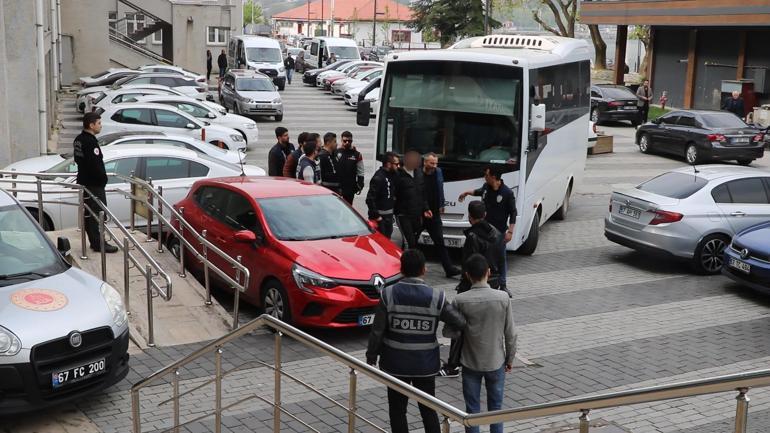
[{"xmin": 73, "ymin": 131, "xmax": 108, "ymax": 187}]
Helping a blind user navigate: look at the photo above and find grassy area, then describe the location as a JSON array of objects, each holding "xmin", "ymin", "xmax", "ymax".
[{"xmin": 648, "ymin": 105, "xmax": 671, "ymax": 120}]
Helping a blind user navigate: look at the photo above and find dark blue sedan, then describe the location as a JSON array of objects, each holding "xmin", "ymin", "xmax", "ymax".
[{"xmin": 723, "ymin": 222, "xmax": 770, "ymax": 293}]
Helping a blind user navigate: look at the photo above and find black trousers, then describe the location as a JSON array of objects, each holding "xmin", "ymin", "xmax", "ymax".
[
  {"xmin": 641, "ymin": 103, "xmax": 650, "ymax": 122},
  {"xmin": 82, "ymin": 185, "xmax": 107, "ymax": 248},
  {"xmin": 423, "ymin": 215, "xmax": 455, "ymax": 273},
  {"xmin": 342, "ymin": 191, "xmax": 355, "ymax": 205},
  {"xmin": 378, "ymin": 214, "xmax": 394, "ymax": 240},
  {"xmin": 387, "ymin": 376, "xmax": 440, "ymax": 433},
  {"xmin": 397, "ymin": 214, "xmax": 422, "ymax": 250}
]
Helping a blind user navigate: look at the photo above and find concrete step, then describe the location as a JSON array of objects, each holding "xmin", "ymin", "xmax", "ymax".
[{"xmin": 48, "ymin": 227, "xmax": 234, "ymax": 348}]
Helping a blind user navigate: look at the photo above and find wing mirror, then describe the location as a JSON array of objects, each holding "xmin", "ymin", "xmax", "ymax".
[
  {"xmin": 367, "ymin": 220, "xmax": 379, "ymax": 231},
  {"xmin": 185, "ymin": 123, "xmax": 197, "ymax": 129},
  {"xmin": 207, "ymin": 112, "xmax": 217, "ymax": 119},
  {"xmin": 357, "ymin": 101, "xmax": 371, "ymax": 126},
  {"xmin": 57, "ymin": 237, "xmax": 71, "ymax": 257},
  {"xmin": 234, "ymin": 230, "xmax": 256, "ymax": 243},
  {"xmin": 651, "ymin": 118, "xmax": 661, "ymax": 125}
]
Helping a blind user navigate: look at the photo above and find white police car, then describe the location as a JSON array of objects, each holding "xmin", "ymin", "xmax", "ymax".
[{"xmin": 0, "ymin": 189, "xmax": 129, "ymax": 414}]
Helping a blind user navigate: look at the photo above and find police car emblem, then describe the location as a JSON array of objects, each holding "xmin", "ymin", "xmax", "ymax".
[
  {"xmin": 69, "ymin": 331, "xmax": 82, "ymax": 348},
  {"xmin": 373, "ymin": 275, "xmax": 385, "ymax": 292}
]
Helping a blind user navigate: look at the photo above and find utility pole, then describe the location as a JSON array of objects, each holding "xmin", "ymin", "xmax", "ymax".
[
  {"xmin": 307, "ymin": 0, "xmax": 310, "ymax": 36},
  {"xmin": 330, "ymin": 0, "xmax": 335, "ymax": 37},
  {"xmin": 372, "ymin": 0, "xmax": 377, "ymax": 46},
  {"xmin": 321, "ymin": 0, "xmax": 324, "ymax": 36},
  {"xmin": 484, "ymin": 0, "xmax": 490, "ymax": 34}
]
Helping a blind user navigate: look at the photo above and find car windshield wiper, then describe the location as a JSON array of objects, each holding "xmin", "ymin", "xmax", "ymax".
[{"xmin": 0, "ymin": 270, "xmax": 50, "ymax": 281}]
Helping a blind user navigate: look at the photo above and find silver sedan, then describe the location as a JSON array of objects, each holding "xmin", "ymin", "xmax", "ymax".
[{"xmin": 604, "ymin": 165, "xmax": 770, "ymax": 274}]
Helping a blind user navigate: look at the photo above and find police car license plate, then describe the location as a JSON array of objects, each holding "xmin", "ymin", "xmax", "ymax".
[
  {"xmin": 729, "ymin": 258, "xmax": 751, "ymax": 274},
  {"xmin": 358, "ymin": 314, "xmax": 375, "ymax": 326},
  {"xmin": 52, "ymin": 358, "xmax": 106, "ymax": 389}
]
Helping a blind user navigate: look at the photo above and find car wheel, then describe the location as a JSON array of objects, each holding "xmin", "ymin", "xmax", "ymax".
[
  {"xmin": 278, "ymin": 84, "xmax": 285, "ymax": 91},
  {"xmin": 275, "ymin": 114, "xmax": 283, "ymax": 122},
  {"xmin": 590, "ymin": 108, "xmax": 599, "ymax": 124},
  {"xmin": 685, "ymin": 143, "xmax": 700, "ymax": 164},
  {"xmin": 638, "ymin": 133, "xmax": 651, "ymax": 153},
  {"xmin": 28, "ymin": 208, "xmax": 53, "ymax": 231},
  {"xmin": 692, "ymin": 234, "xmax": 730, "ymax": 275},
  {"xmin": 261, "ymin": 280, "xmax": 291, "ymax": 323},
  {"xmin": 517, "ymin": 212, "xmax": 540, "ymax": 255},
  {"xmin": 553, "ymin": 184, "xmax": 571, "ymax": 221},
  {"xmin": 737, "ymin": 159, "xmax": 753, "ymax": 166},
  {"xmin": 167, "ymin": 236, "xmax": 181, "ymax": 259}
]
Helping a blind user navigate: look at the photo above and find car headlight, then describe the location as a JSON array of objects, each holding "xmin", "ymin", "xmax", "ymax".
[
  {"xmin": 243, "ymin": 123, "xmax": 257, "ymax": 129},
  {"xmin": 272, "ymin": 98, "xmax": 281, "ymax": 104},
  {"xmin": 292, "ymin": 264, "xmax": 336, "ymax": 293},
  {"xmin": 100, "ymin": 283, "xmax": 127, "ymax": 329},
  {"xmin": 0, "ymin": 326, "xmax": 21, "ymax": 356},
  {"xmin": 230, "ymin": 134, "xmax": 245, "ymax": 142},
  {"xmin": 279, "ymin": 67, "xmax": 285, "ymax": 73}
]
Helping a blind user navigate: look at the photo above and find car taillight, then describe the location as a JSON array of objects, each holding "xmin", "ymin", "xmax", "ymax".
[
  {"xmin": 707, "ymin": 134, "xmax": 727, "ymax": 143},
  {"xmin": 608, "ymin": 101, "xmax": 622, "ymax": 107},
  {"xmin": 196, "ymin": 87, "xmax": 206, "ymax": 93},
  {"xmin": 593, "ymin": 123, "xmax": 598, "ymax": 134},
  {"xmin": 753, "ymin": 133, "xmax": 764, "ymax": 142},
  {"xmin": 197, "ymin": 77, "xmax": 206, "ymax": 82},
  {"xmin": 649, "ymin": 210, "xmax": 683, "ymax": 225}
]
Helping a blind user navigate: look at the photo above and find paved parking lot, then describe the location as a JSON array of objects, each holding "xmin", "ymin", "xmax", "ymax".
[{"xmin": 5, "ymin": 80, "xmax": 770, "ymax": 433}]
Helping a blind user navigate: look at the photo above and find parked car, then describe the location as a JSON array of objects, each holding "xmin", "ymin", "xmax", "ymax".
[
  {"xmin": 132, "ymin": 95, "xmax": 259, "ymax": 147},
  {"xmin": 331, "ymin": 68, "xmax": 383, "ymax": 96},
  {"xmin": 114, "ymin": 73, "xmax": 208, "ymax": 100},
  {"xmin": 76, "ymin": 75, "xmax": 143, "ymax": 112},
  {"xmin": 99, "ymin": 103, "xmax": 247, "ymax": 152},
  {"xmin": 346, "ymin": 77, "xmax": 380, "ymax": 108},
  {"xmin": 0, "ymin": 189, "xmax": 129, "ymax": 415},
  {"xmin": 636, "ymin": 110, "xmax": 766, "ymax": 165},
  {"xmin": 219, "ymin": 70, "xmax": 283, "ymax": 121},
  {"xmin": 366, "ymin": 46, "xmax": 391, "ymax": 62},
  {"xmin": 723, "ymin": 222, "xmax": 770, "ymax": 293},
  {"xmin": 604, "ymin": 165, "xmax": 770, "ymax": 274},
  {"xmin": 590, "ymin": 84, "xmax": 643, "ymax": 126},
  {"xmin": 301, "ymin": 60, "xmax": 352, "ymax": 85},
  {"xmin": 171, "ymin": 177, "xmax": 402, "ymax": 327},
  {"xmin": 86, "ymin": 86, "xmax": 187, "ymax": 113},
  {"xmin": 137, "ymin": 64, "xmax": 207, "ymax": 88},
  {"xmin": 79, "ymin": 68, "xmax": 138, "ymax": 88},
  {"xmin": 9, "ymin": 144, "xmax": 263, "ymax": 231},
  {"xmin": 317, "ymin": 61, "xmax": 381, "ymax": 88}
]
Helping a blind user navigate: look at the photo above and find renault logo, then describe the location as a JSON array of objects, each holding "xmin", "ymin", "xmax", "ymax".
[
  {"xmin": 69, "ymin": 331, "xmax": 82, "ymax": 348},
  {"xmin": 740, "ymin": 248, "xmax": 750, "ymax": 259},
  {"xmin": 373, "ymin": 275, "xmax": 385, "ymax": 292}
]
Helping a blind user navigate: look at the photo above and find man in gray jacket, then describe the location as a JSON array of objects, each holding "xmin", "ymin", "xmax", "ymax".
[{"xmin": 444, "ymin": 253, "xmax": 516, "ymax": 433}]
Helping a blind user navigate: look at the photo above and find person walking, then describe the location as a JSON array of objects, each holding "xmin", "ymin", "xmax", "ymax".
[
  {"xmin": 206, "ymin": 50, "xmax": 213, "ymax": 82},
  {"xmin": 458, "ymin": 166, "xmax": 516, "ymax": 292},
  {"xmin": 443, "ymin": 253, "xmax": 516, "ymax": 433},
  {"xmin": 394, "ymin": 150, "xmax": 431, "ymax": 250},
  {"xmin": 283, "ymin": 132, "xmax": 308, "ymax": 178},
  {"xmin": 636, "ymin": 79, "xmax": 653, "ymax": 123},
  {"xmin": 366, "ymin": 152, "xmax": 399, "ymax": 239},
  {"xmin": 722, "ymin": 90, "xmax": 745, "ymax": 119},
  {"xmin": 296, "ymin": 140, "xmax": 320, "ymax": 184},
  {"xmin": 367, "ymin": 249, "xmax": 466, "ymax": 433},
  {"xmin": 318, "ymin": 132, "xmax": 341, "ymax": 193},
  {"xmin": 74, "ymin": 112, "xmax": 118, "ymax": 253},
  {"xmin": 284, "ymin": 53, "xmax": 295, "ymax": 85},
  {"xmin": 337, "ymin": 131, "xmax": 364, "ymax": 205},
  {"xmin": 267, "ymin": 127, "xmax": 295, "ymax": 177},
  {"xmin": 217, "ymin": 49, "xmax": 228, "ymax": 79},
  {"xmin": 422, "ymin": 153, "xmax": 461, "ymax": 277}
]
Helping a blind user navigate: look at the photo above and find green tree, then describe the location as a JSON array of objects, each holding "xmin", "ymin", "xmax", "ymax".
[
  {"xmin": 379, "ymin": 6, "xmax": 392, "ymax": 44},
  {"xmin": 410, "ymin": 0, "xmax": 500, "ymax": 47},
  {"xmin": 243, "ymin": 0, "xmax": 264, "ymax": 27},
  {"xmin": 630, "ymin": 25, "xmax": 651, "ymax": 78}
]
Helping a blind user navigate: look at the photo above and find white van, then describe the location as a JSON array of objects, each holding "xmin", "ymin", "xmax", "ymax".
[
  {"xmin": 306, "ymin": 37, "xmax": 360, "ymax": 70},
  {"xmin": 228, "ymin": 36, "xmax": 287, "ymax": 90}
]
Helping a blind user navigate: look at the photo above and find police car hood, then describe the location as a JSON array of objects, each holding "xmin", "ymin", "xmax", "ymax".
[
  {"xmin": 289, "ymin": 235, "xmax": 401, "ymax": 281},
  {"xmin": 0, "ymin": 268, "xmax": 115, "ymax": 348}
]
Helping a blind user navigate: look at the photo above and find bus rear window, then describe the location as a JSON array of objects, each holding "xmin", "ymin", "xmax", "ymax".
[{"xmin": 636, "ymin": 172, "xmax": 708, "ymax": 199}]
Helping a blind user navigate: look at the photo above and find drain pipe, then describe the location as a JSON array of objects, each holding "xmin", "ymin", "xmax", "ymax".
[
  {"xmin": 35, "ymin": 0, "xmax": 48, "ymax": 154},
  {"xmin": 50, "ymin": 0, "xmax": 59, "ymax": 91},
  {"xmin": 56, "ymin": 0, "xmax": 63, "ymax": 86}
]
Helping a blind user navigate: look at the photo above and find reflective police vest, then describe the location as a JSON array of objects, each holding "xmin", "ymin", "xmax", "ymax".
[
  {"xmin": 296, "ymin": 155, "xmax": 320, "ymax": 184},
  {"xmin": 379, "ymin": 278, "xmax": 445, "ymax": 377}
]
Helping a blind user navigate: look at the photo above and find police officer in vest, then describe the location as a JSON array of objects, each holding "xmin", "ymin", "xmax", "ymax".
[
  {"xmin": 318, "ymin": 132, "xmax": 340, "ymax": 193},
  {"xmin": 367, "ymin": 249, "xmax": 466, "ymax": 433},
  {"xmin": 296, "ymin": 140, "xmax": 321, "ymax": 184}
]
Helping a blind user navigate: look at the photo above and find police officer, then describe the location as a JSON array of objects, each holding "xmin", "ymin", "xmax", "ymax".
[
  {"xmin": 337, "ymin": 131, "xmax": 364, "ymax": 205},
  {"xmin": 366, "ymin": 152, "xmax": 399, "ymax": 239},
  {"xmin": 267, "ymin": 127, "xmax": 294, "ymax": 177},
  {"xmin": 318, "ymin": 132, "xmax": 340, "ymax": 193},
  {"xmin": 296, "ymin": 140, "xmax": 321, "ymax": 184},
  {"xmin": 366, "ymin": 249, "xmax": 466, "ymax": 433},
  {"xmin": 74, "ymin": 112, "xmax": 118, "ymax": 253}
]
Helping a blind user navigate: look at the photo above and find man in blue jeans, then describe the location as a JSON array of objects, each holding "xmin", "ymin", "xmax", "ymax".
[{"xmin": 444, "ymin": 254, "xmax": 517, "ymax": 433}]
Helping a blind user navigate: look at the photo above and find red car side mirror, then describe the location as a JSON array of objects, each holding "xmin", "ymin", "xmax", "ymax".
[
  {"xmin": 234, "ymin": 230, "xmax": 257, "ymax": 243},
  {"xmin": 367, "ymin": 220, "xmax": 379, "ymax": 231}
]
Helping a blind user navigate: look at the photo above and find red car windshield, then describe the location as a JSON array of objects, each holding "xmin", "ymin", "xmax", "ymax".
[{"xmin": 258, "ymin": 195, "xmax": 370, "ymax": 241}]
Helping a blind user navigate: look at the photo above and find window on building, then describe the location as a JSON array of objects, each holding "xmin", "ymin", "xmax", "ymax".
[
  {"xmin": 108, "ymin": 12, "xmax": 117, "ymax": 31},
  {"xmin": 392, "ymin": 30, "xmax": 411, "ymax": 44},
  {"xmin": 125, "ymin": 12, "xmax": 147, "ymax": 43},
  {"xmin": 207, "ymin": 27, "xmax": 229, "ymax": 45},
  {"xmin": 152, "ymin": 26, "xmax": 162, "ymax": 44}
]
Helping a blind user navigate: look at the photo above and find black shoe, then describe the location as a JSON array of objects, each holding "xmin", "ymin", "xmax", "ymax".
[
  {"xmin": 92, "ymin": 243, "xmax": 118, "ymax": 253},
  {"xmin": 437, "ymin": 366, "xmax": 460, "ymax": 378},
  {"xmin": 445, "ymin": 266, "xmax": 462, "ymax": 278}
]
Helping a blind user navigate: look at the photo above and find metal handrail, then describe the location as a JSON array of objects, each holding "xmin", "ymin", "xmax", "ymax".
[
  {"xmin": 119, "ymin": 173, "xmax": 250, "ymax": 330},
  {"xmin": 131, "ymin": 313, "xmax": 770, "ymax": 433}
]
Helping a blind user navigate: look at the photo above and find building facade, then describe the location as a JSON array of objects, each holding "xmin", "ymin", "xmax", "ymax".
[{"xmin": 581, "ymin": 0, "xmax": 770, "ymax": 110}]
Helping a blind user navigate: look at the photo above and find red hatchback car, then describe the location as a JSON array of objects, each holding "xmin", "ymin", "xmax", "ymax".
[{"xmin": 173, "ymin": 176, "xmax": 402, "ymax": 327}]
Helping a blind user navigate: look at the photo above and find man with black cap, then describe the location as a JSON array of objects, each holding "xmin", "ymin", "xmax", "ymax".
[{"xmin": 74, "ymin": 112, "xmax": 118, "ymax": 253}]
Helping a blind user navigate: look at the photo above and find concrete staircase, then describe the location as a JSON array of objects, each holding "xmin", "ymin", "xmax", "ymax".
[
  {"xmin": 53, "ymin": 90, "xmax": 80, "ymax": 153},
  {"xmin": 48, "ymin": 227, "xmax": 234, "ymax": 348}
]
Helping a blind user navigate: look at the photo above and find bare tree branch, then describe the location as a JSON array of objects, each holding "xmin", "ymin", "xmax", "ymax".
[
  {"xmin": 539, "ymin": 0, "xmax": 568, "ymax": 36},
  {"xmin": 533, "ymin": 10, "xmax": 564, "ymax": 36}
]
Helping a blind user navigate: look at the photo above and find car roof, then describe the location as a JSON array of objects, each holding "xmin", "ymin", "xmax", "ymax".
[
  {"xmin": 99, "ymin": 131, "xmax": 167, "ymax": 143},
  {"xmin": 669, "ymin": 164, "xmax": 770, "ymax": 180},
  {"xmin": 227, "ymin": 69, "xmax": 272, "ymax": 79},
  {"xmin": 129, "ymin": 73, "xmax": 193, "ymax": 79},
  {"xmin": 100, "ymin": 143, "xmax": 202, "ymax": 159},
  {"xmin": 594, "ymin": 84, "xmax": 631, "ymax": 89},
  {"xmin": 102, "ymin": 102, "xmax": 195, "ymax": 112},
  {"xmin": 200, "ymin": 176, "xmax": 334, "ymax": 199}
]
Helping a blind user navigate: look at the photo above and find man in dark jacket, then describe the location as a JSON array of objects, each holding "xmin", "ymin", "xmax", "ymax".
[
  {"xmin": 217, "ymin": 49, "xmax": 228, "ymax": 78},
  {"xmin": 284, "ymin": 54, "xmax": 295, "ymax": 84},
  {"xmin": 267, "ymin": 127, "xmax": 294, "ymax": 177},
  {"xmin": 423, "ymin": 153, "xmax": 461, "ymax": 277},
  {"xmin": 722, "ymin": 91, "xmax": 745, "ymax": 119},
  {"xmin": 337, "ymin": 131, "xmax": 365, "ymax": 205},
  {"xmin": 366, "ymin": 152, "xmax": 398, "ymax": 239},
  {"xmin": 74, "ymin": 112, "xmax": 117, "ymax": 253},
  {"xmin": 318, "ymin": 132, "xmax": 340, "ymax": 193},
  {"xmin": 367, "ymin": 249, "xmax": 466, "ymax": 433},
  {"xmin": 284, "ymin": 132, "xmax": 309, "ymax": 178},
  {"xmin": 459, "ymin": 166, "xmax": 516, "ymax": 291},
  {"xmin": 394, "ymin": 150, "xmax": 431, "ymax": 249}
]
